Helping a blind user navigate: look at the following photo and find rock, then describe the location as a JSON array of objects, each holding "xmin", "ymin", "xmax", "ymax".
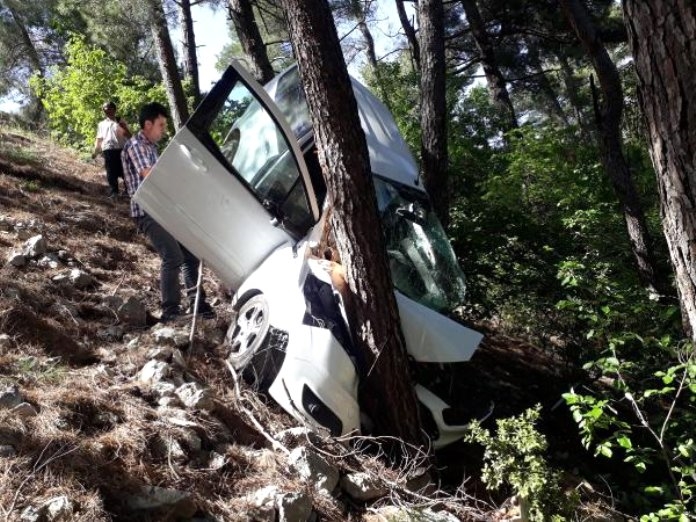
[
  {"xmin": 0, "ymin": 384, "xmax": 23, "ymax": 409},
  {"xmin": 44, "ymin": 495, "xmax": 73, "ymax": 520},
  {"xmin": 147, "ymin": 347, "xmax": 174, "ymax": 361},
  {"xmin": 207, "ymin": 451, "xmax": 227, "ymax": 470},
  {"xmin": 250, "ymin": 485, "xmax": 278, "ymax": 522},
  {"xmin": 126, "ymin": 486, "xmax": 196, "ymax": 517},
  {"xmin": 276, "ymin": 426, "xmax": 322, "ymax": 446},
  {"xmin": 97, "ymin": 325, "xmax": 125, "ymax": 341},
  {"xmin": 340, "ymin": 472, "xmax": 388, "ymax": 502},
  {"xmin": 12, "ymin": 402, "xmax": 39, "ymax": 418},
  {"xmin": 0, "ymin": 334, "xmax": 12, "ymax": 350},
  {"xmin": 7, "ymin": 251, "xmax": 27, "ymax": 267},
  {"xmin": 118, "ymin": 296, "xmax": 147, "ymax": 327},
  {"xmin": 365, "ymin": 507, "xmax": 460, "ymax": 522},
  {"xmin": 152, "ymin": 326, "xmax": 189, "ymax": 348},
  {"xmin": 36, "ymin": 254, "xmax": 59, "ymax": 269},
  {"xmin": 0, "ymin": 445, "xmax": 17, "ymax": 458},
  {"xmin": 126, "ymin": 337, "xmax": 140, "ymax": 350},
  {"xmin": 23, "ymin": 235, "xmax": 47, "ymax": 258},
  {"xmin": 137, "ymin": 360, "xmax": 171, "ymax": 384},
  {"xmin": 157, "ymin": 396, "xmax": 182, "ymax": 408},
  {"xmin": 288, "ymin": 447, "xmax": 339, "ymax": 494},
  {"xmin": 19, "ymin": 505, "xmax": 43, "ymax": 522},
  {"xmin": 175, "ymin": 382, "xmax": 215, "ymax": 411},
  {"xmin": 277, "ymin": 492, "xmax": 313, "ymax": 522},
  {"xmin": 152, "ymin": 381, "xmax": 178, "ymax": 398},
  {"xmin": 69, "ymin": 269, "xmax": 95, "ymax": 289}
]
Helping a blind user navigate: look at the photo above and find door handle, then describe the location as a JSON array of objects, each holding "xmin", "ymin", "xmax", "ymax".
[{"xmin": 179, "ymin": 144, "xmax": 209, "ymax": 173}]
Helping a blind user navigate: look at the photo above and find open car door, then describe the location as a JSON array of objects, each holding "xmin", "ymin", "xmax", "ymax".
[{"xmin": 134, "ymin": 61, "xmax": 319, "ymax": 290}]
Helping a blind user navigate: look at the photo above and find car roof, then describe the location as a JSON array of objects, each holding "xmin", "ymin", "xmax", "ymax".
[{"xmin": 264, "ymin": 65, "xmax": 424, "ymax": 192}]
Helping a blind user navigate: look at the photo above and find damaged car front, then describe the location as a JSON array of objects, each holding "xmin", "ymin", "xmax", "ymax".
[{"xmin": 134, "ymin": 61, "xmax": 484, "ymax": 448}]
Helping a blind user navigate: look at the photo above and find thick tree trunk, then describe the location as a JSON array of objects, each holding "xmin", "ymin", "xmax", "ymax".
[
  {"xmin": 623, "ymin": 0, "xmax": 696, "ymax": 338},
  {"xmin": 395, "ymin": 0, "xmax": 420, "ymax": 71},
  {"xmin": 228, "ymin": 0, "xmax": 275, "ymax": 84},
  {"xmin": 179, "ymin": 0, "xmax": 201, "ymax": 105},
  {"xmin": 150, "ymin": 0, "xmax": 189, "ymax": 130},
  {"xmin": 460, "ymin": 0, "xmax": 518, "ymax": 131},
  {"xmin": 280, "ymin": 0, "xmax": 424, "ymax": 450},
  {"xmin": 419, "ymin": 0, "xmax": 450, "ymax": 227},
  {"xmin": 560, "ymin": 0, "xmax": 662, "ymax": 294}
]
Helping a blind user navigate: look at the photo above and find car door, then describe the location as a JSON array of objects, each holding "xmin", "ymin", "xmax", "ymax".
[{"xmin": 134, "ymin": 61, "xmax": 320, "ymax": 290}]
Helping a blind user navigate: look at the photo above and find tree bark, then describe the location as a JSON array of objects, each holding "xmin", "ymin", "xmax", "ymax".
[
  {"xmin": 419, "ymin": 0, "xmax": 450, "ymax": 226},
  {"xmin": 228, "ymin": 0, "xmax": 275, "ymax": 84},
  {"xmin": 150, "ymin": 0, "xmax": 190, "ymax": 130},
  {"xmin": 280, "ymin": 0, "xmax": 424, "ymax": 450},
  {"xmin": 560, "ymin": 0, "xmax": 663, "ymax": 294},
  {"xmin": 395, "ymin": 0, "xmax": 420, "ymax": 71},
  {"xmin": 460, "ymin": 0, "xmax": 518, "ymax": 131},
  {"xmin": 623, "ymin": 0, "xmax": 696, "ymax": 338},
  {"xmin": 179, "ymin": 0, "xmax": 201, "ymax": 105}
]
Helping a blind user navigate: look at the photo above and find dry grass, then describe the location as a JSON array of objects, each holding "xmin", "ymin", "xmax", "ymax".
[{"xmin": 0, "ymin": 128, "xmax": 620, "ymax": 521}]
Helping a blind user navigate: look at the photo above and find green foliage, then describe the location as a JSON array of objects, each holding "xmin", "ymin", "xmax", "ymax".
[
  {"xmin": 564, "ymin": 342, "xmax": 696, "ymax": 520},
  {"xmin": 30, "ymin": 35, "xmax": 166, "ymax": 151},
  {"xmin": 465, "ymin": 406, "xmax": 575, "ymax": 521}
]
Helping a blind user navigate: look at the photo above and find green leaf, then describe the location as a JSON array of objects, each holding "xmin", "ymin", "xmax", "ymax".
[{"xmin": 617, "ymin": 436, "xmax": 633, "ymax": 450}]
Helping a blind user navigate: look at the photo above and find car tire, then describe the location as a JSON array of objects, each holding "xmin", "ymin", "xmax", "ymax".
[{"xmin": 226, "ymin": 294, "xmax": 286, "ymax": 389}]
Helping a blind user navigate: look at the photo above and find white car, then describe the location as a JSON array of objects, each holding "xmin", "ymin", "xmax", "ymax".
[{"xmin": 134, "ymin": 61, "xmax": 484, "ymax": 448}]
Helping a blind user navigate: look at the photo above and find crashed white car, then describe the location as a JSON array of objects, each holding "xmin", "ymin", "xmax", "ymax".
[{"xmin": 135, "ymin": 61, "xmax": 484, "ymax": 448}]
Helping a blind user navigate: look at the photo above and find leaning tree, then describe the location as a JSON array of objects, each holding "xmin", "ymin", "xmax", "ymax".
[{"xmin": 279, "ymin": 0, "xmax": 424, "ymax": 450}]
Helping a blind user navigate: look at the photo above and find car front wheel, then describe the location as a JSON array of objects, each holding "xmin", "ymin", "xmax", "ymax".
[{"xmin": 226, "ymin": 294, "xmax": 286, "ymax": 389}]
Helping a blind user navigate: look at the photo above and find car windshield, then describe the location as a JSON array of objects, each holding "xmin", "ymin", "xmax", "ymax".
[{"xmin": 374, "ymin": 177, "xmax": 467, "ymax": 312}]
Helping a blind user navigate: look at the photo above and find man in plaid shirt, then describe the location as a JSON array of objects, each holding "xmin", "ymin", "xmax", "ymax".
[{"xmin": 122, "ymin": 102, "xmax": 214, "ymax": 322}]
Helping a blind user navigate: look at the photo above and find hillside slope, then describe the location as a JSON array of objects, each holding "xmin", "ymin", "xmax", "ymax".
[{"xmin": 0, "ymin": 128, "xmax": 619, "ymax": 521}]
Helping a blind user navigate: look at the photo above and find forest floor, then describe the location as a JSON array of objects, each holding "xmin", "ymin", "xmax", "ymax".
[{"xmin": 0, "ymin": 127, "xmax": 629, "ymax": 521}]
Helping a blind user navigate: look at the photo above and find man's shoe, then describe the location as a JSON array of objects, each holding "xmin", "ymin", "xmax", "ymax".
[
  {"xmin": 160, "ymin": 306, "xmax": 183, "ymax": 323},
  {"xmin": 187, "ymin": 301, "xmax": 215, "ymax": 319}
]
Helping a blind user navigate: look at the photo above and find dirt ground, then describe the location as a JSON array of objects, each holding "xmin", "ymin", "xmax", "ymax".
[{"xmin": 0, "ymin": 129, "xmax": 626, "ymax": 521}]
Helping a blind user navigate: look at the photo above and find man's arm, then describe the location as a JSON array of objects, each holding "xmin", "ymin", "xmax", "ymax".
[
  {"xmin": 117, "ymin": 119, "xmax": 132, "ymax": 139},
  {"xmin": 92, "ymin": 137, "xmax": 103, "ymax": 159}
]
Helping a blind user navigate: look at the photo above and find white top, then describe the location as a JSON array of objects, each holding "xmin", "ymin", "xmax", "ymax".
[{"xmin": 96, "ymin": 118, "xmax": 126, "ymax": 151}]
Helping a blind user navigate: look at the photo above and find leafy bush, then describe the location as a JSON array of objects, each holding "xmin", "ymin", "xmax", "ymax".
[
  {"xmin": 465, "ymin": 406, "xmax": 576, "ymax": 521},
  {"xmin": 30, "ymin": 36, "xmax": 166, "ymax": 151},
  {"xmin": 564, "ymin": 339, "xmax": 696, "ymax": 520}
]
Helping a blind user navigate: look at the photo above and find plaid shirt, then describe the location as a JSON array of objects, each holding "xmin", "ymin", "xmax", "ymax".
[{"xmin": 122, "ymin": 131, "xmax": 158, "ymax": 218}]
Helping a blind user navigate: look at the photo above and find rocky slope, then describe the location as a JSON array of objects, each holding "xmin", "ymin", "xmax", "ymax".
[{"xmin": 0, "ymin": 127, "xmax": 623, "ymax": 521}]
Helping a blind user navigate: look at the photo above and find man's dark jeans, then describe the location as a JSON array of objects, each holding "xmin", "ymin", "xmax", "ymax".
[
  {"xmin": 137, "ymin": 214, "xmax": 205, "ymax": 313},
  {"xmin": 102, "ymin": 149, "xmax": 124, "ymax": 195}
]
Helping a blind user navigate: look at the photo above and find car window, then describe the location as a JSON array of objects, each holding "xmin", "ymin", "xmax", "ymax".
[
  {"xmin": 274, "ymin": 67, "xmax": 312, "ymax": 140},
  {"xmin": 207, "ymin": 81, "xmax": 314, "ymax": 237},
  {"xmin": 375, "ymin": 177, "xmax": 467, "ymax": 312}
]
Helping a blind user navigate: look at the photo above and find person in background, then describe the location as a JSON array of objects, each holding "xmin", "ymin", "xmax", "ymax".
[
  {"xmin": 93, "ymin": 101, "xmax": 131, "ymax": 198},
  {"xmin": 121, "ymin": 102, "xmax": 215, "ymax": 322}
]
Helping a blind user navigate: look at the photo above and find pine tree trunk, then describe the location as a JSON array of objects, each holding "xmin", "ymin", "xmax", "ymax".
[
  {"xmin": 419, "ymin": 0, "xmax": 450, "ymax": 227},
  {"xmin": 623, "ymin": 0, "xmax": 696, "ymax": 337},
  {"xmin": 150, "ymin": 0, "xmax": 189, "ymax": 130},
  {"xmin": 228, "ymin": 0, "xmax": 274, "ymax": 84},
  {"xmin": 280, "ymin": 0, "xmax": 424, "ymax": 450},
  {"xmin": 460, "ymin": 0, "xmax": 518, "ymax": 131},
  {"xmin": 560, "ymin": 0, "xmax": 663, "ymax": 294},
  {"xmin": 395, "ymin": 0, "xmax": 420, "ymax": 71},
  {"xmin": 179, "ymin": 0, "xmax": 201, "ymax": 105}
]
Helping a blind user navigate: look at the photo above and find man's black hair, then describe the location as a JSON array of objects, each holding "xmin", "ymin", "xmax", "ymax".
[{"xmin": 139, "ymin": 102, "xmax": 169, "ymax": 129}]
